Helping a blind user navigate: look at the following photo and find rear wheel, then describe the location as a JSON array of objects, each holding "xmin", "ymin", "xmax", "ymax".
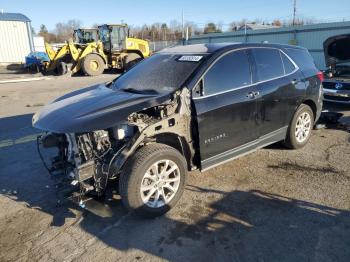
[
  {"xmin": 119, "ymin": 143, "xmax": 187, "ymax": 218},
  {"xmin": 284, "ymin": 104, "xmax": 314, "ymax": 149},
  {"xmin": 82, "ymin": 54, "xmax": 105, "ymax": 76},
  {"xmin": 124, "ymin": 53, "xmax": 142, "ymax": 71},
  {"xmin": 56, "ymin": 61, "xmax": 68, "ymax": 75}
]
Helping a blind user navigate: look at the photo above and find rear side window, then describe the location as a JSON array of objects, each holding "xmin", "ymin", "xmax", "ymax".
[
  {"xmin": 286, "ymin": 48, "xmax": 316, "ymax": 70},
  {"xmin": 204, "ymin": 50, "xmax": 251, "ymax": 96},
  {"xmin": 280, "ymin": 52, "xmax": 296, "ymax": 74},
  {"xmin": 252, "ymin": 48, "xmax": 284, "ymax": 81}
]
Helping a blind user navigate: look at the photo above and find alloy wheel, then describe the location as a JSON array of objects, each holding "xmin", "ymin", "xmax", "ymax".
[
  {"xmin": 295, "ymin": 112, "xmax": 312, "ymax": 143},
  {"xmin": 140, "ymin": 159, "xmax": 181, "ymax": 208}
]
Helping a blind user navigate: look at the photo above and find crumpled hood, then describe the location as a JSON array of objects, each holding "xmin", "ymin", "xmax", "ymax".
[{"xmin": 32, "ymin": 84, "xmax": 171, "ymax": 133}]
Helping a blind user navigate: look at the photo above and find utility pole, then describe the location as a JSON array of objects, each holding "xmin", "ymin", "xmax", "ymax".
[
  {"xmin": 292, "ymin": 0, "xmax": 297, "ymax": 26},
  {"xmin": 292, "ymin": 0, "xmax": 297, "ymax": 45},
  {"xmin": 182, "ymin": 10, "xmax": 185, "ymax": 45}
]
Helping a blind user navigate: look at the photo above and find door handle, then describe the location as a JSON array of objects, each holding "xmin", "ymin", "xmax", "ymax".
[
  {"xmin": 246, "ymin": 91, "xmax": 260, "ymax": 99},
  {"xmin": 291, "ymin": 79, "xmax": 299, "ymax": 85}
]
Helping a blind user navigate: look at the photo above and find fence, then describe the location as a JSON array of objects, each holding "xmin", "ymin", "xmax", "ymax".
[
  {"xmin": 149, "ymin": 40, "xmax": 179, "ymax": 52},
  {"xmin": 186, "ymin": 21, "xmax": 350, "ymax": 70}
]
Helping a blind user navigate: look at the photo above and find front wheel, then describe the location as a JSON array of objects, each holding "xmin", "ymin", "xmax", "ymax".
[
  {"xmin": 284, "ymin": 104, "xmax": 314, "ymax": 149},
  {"xmin": 56, "ymin": 61, "xmax": 68, "ymax": 75},
  {"xmin": 119, "ymin": 143, "xmax": 187, "ymax": 218},
  {"xmin": 82, "ymin": 54, "xmax": 105, "ymax": 76}
]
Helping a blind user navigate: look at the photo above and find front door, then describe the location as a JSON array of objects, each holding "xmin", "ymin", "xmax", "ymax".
[{"xmin": 193, "ymin": 49, "xmax": 260, "ymax": 170}]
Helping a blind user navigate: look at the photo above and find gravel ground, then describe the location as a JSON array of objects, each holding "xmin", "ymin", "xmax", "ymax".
[{"xmin": 0, "ymin": 75, "xmax": 349, "ymax": 262}]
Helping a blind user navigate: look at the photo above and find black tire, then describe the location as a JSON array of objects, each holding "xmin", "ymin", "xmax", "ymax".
[
  {"xmin": 284, "ymin": 104, "xmax": 314, "ymax": 149},
  {"xmin": 119, "ymin": 143, "xmax": 187, "ymax": 218},
  {"xmin": 56, "ymin": 61, "xmax": 68, "ymax": 75},
  {"xmin": 124, "ymin": 53, "xmax": 142, "ymax": 71},
  {"xmin": 82, "ymin": 54, "xmax": 105, "ymax": 76}
]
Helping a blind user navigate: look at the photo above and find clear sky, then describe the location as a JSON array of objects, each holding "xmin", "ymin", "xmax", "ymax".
[{"xmin": 1, "ymin": 0, "xmax": 350, "ymax": 31}]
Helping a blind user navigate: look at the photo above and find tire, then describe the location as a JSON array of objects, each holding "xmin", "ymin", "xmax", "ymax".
[
  {"xmin": 284, "ymin": 104, "xmax": 314, "ymax": 149},
  {"xmin": 119, "ymin": 143, "xmax": 187, "ymax": 218},
  {"xmin": 56, "ymin": 61, "xmax": 68, "ymax": 75},
  {"xmin": 82, "ymin": 54, "xmax": 105, "ymax": 76},
  {"xmin": 124, "ymin": 53, "xmax": 142, "ymax": 71}
]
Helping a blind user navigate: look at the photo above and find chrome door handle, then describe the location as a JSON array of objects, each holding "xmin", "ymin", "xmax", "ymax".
[
  {"xmin": 246, "ymin": 92, "xmax": 255, "ymax": 99},
  {"xmin": 291, "ymin": 79, "xmax": 299, "ymax": 85},
  {"xmin": 246, "ymin": 91, "xmax": 260, "ymax": 99}
]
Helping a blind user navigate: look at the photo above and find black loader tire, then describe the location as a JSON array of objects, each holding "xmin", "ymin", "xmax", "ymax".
[{"xmin": 56, "ymin": 61, "xmax": 68, "ymax": 75}]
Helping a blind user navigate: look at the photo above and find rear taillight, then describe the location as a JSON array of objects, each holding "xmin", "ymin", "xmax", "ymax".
[{"xmin": 317, "ymin": 71, "xmax": 324, "ymax": 82}]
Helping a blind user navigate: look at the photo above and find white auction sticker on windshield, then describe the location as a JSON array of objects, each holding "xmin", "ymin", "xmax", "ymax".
[{"xmin": 178, "ymin": 55, "xmax": 203, "ymax": 62}]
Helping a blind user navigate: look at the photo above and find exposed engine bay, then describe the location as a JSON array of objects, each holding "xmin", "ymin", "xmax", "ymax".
[
  {"xmin": 323, "ymin": 34, "xmax": 350, "ymax": 80},
  {"xmin": 324, "ymin": 65, "xmax": 350, "ymax": 80},
  {"xmin": 37, "ymin": 88, "xmax": 195, "ymax": 198}
]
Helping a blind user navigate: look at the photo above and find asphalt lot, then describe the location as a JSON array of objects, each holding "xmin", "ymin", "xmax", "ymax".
[{"xmin": 0, "ymin": 74, "xmax": 349, "ymax": 262}]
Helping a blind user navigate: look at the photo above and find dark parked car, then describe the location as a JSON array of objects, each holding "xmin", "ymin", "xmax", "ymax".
[
  {"xmin": 323, "ymin": 34, "xmax": 350, "ymax": 104},
  {"xmin": 33, "ymin": 43, "xmax": 323, "ymax": 217}
]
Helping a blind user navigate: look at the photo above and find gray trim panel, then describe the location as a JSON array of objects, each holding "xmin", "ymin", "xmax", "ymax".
[{"xmin": 201, "ymin": 126, "xmax": 288, "ymax": 172}]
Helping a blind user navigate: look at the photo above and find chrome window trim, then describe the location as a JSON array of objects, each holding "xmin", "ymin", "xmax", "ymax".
[{"xmin": 193, "ymin": 46, "xmax": 299, "ymax": 100}]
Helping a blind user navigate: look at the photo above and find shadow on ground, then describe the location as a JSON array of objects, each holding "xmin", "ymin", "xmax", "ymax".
[
  {"xmin": 1, "ymin": 113, "xmax": 350, "ymax": 261},
  {"xmin": 0, "ymin": 64, "xmax": 39, "ymax": 75}
]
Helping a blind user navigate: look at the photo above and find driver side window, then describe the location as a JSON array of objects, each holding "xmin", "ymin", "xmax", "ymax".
[{"xmin": 203, "ymin": 50, "xmax": 252, "ymax": 96}]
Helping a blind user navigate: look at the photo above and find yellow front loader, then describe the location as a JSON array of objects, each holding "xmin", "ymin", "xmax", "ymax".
[
  {"xmin": 42, "ymin": 24, "xmax": 150, "ymax": 76},
  {"xmin": 76, "ymin": 23, "xmax": 151, "ymax": 76}
]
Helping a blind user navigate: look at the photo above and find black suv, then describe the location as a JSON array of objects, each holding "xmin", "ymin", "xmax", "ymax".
[{"xmin": 33, "ymin": 43, "xmax": 323, "ymax": 217}]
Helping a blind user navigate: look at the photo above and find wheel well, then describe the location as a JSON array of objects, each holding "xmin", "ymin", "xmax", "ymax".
[
  {"xmin": 153, "ymin": 133, "xmax": 192, "ymax": 171},
  {"xmin": 302, "ymin": 100, "xmax": 317, "ymax": 120},
  {"xmin": 126, "ymin": 50, "xmax": 144, "ymax": 59}
]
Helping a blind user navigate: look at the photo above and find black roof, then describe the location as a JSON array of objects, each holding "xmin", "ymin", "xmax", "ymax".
[
  {"xmin": 160, "ymin": 42, "xmax": 305, "ymax": 55},
  {"xmin": 0, "ymin": 12, "xmax": 31, "ymax": 22}
]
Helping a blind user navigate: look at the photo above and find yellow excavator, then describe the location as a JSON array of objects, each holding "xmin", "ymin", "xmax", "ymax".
[{"xmin": 42, "ymin": 24, "xmax": 151, "ymax": 76}]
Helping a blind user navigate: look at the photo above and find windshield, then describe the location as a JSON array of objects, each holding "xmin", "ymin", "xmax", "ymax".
[
  {"xmin": 112, "ymin": 53, "xmax": 205, "ymax": 94},
  {"xmin": 99, "ymin": 27, "xmax": 110, "ymax": 44}
]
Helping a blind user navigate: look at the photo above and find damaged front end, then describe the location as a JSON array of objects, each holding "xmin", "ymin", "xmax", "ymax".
[
  {"xmin": 38, "ymin": 130, "xmax": 118, "ymax": 196},
  {"xmin": 35, "ymin": 86, "xmax": 195, "ymax": 201}
]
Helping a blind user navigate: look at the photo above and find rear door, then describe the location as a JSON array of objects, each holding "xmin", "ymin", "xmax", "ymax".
[
  {"xmin": 250, "ymin": 48, "xmax": 302, "ymax": 137},
  {"xmin": 193, "ymin": 49, "xmax": 259, "ymax": 169}
]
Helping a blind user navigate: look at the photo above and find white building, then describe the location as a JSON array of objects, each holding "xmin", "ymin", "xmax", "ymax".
[{"xmin": 0, "ymin": 12, "xmax": 34, "ymax": 65}]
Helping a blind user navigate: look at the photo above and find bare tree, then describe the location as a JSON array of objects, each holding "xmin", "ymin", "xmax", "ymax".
[
  {"xmin": 229, "ymin": 21, "xmax": 239, "ymax": 31},
  {"xmin": 272, "ymin": 19, "xmax": 282, "ymax": 26},
  {"xmin": 54, "ymin": 19, "xmax": 82, "ymax": 42},
  {"xmin": 283, "ymin": 16, "xmax": 317, "ymax": 26},
  {"xmin": 204, "ymin": 22, "xmax": 221, "ymax": 34},
  {"xmin": 38, "ymin": 24, "xmax": 56, "ymax": 43}
]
